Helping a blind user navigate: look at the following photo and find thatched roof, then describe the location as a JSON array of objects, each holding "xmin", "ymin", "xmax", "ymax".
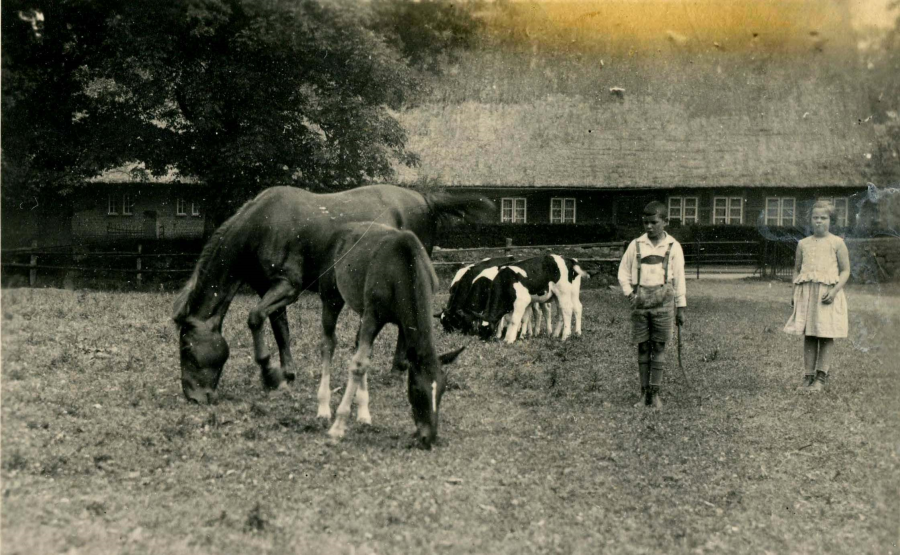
[{"xmin": 396, "ymin": 27, "xmax": 881, "ymax": 190}]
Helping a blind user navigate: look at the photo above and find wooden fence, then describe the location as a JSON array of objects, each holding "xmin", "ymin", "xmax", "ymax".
[
  {"xmin": 1, "ymin": 241, "xmax": 196, "ymax": 287},
  {"xmin": 1, "ymin": 238, "xmax": 780, "ymax": 289}
]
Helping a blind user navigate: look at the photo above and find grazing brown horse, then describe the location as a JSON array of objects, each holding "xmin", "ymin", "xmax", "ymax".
[
  {"xmin": 172, "ymin": 185, "xmax": 490, "ymax": 405},
  {"xmin": 318, "ymin": 223, "xmax": 464, "ymax": 448}
]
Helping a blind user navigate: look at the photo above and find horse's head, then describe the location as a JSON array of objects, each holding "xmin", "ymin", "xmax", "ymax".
[
  {"xmin": 406, "ymin": 346, "xmax": 466, "ymax": 449},
  {"xmin": 178, "ymin": 322, "xmax": 230, "ymax": 405}
]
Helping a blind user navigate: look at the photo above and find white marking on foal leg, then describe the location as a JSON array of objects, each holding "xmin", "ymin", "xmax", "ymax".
[
  {"xmin": 328, "ymin": 356, "xmax": 365, "ymax": 440},
  {"xmin": 317, "ymin": 369, "xmax": 332, "ymax": 419},
  {"xmin": 432, "ymin": 381, "xmax": 438, "ymax": 414},
  {"xmin": 355, "ymin": 372, "xmax": 371, "ymax": 425},
  {"xmin": 317, "ymin": 338, "xmax": 335, "ymax": 419}
]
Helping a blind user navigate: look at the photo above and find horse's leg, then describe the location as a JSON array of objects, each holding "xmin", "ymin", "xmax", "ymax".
[
  {"xmin": 317, "ymin": 296, "xmax": 344, "ymax": 419},
  {"xmin": 248, "ymin": 279, "xmax": 300, "ymax": 390},
  {"xmin": 390, "ymin": 326, "xmax": 409, "ymax": 374},
  {"xmin": 269, "ymin": 307, "xmax": 296, "ymax": 383},
  {"xmin": 355, "ymin": 372, "xmax": 371, "ymax": 425},
  {"xmin": 328, "ymin": 312, "xmax": 383, "ymax": 440}
]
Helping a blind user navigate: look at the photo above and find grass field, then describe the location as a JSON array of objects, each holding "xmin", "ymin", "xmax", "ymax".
[{"xmin": 2, "ymin": 280, "xmax": 898, "ymax": 554}]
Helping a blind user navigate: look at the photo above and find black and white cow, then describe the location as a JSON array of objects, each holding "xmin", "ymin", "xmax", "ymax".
[
  {"xmin": 477, "ymin": 254, "xmax": 587, "ymax": 343},
  {"xmin": 438, "ymin": 256, "xmax": 514, "ymax": 334}
]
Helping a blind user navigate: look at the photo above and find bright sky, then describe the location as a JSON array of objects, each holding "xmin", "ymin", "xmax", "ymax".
[
  {"xmin": 480, "ymin": 0, "xmax": 897, "ymax": 54},
  {"xmin": 518, "ymin": 0, "xmax": 896, "ymax": 29},
  {"xmin": 847, "ymin": 0, "xmax": 897, "ymax": 28}
]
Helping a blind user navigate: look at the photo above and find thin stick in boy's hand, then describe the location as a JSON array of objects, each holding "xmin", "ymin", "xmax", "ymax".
[{"xmin": 676, "ymin": 324, "xmax": 693, "ymax": 389}]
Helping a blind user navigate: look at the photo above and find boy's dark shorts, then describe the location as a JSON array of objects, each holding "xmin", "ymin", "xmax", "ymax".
[{"xmin": 631, "ymin": 304, "xmax": 674, "ymax": 344}]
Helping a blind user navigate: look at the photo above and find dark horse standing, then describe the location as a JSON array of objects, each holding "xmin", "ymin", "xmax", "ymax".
[
  {"xmin": 319, "ymin": 223, "xmax": 464, "ymax": 448},
  {"xmin": 173, "ymin": 185, "xmax": 491, "ymax": 405}
]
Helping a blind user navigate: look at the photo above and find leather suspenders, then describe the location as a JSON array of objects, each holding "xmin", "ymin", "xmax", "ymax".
[{"xmin": 635, "ymin": 240, "xmax": 674, "ymax": 289}]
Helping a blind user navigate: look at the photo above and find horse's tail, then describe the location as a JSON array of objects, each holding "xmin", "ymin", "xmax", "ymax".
[{"xmin": 422, "ymin": 191, "xmax": 495, "ymax": 225}]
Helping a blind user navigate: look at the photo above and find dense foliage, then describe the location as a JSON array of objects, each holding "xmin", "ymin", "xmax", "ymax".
[{"xmin": 1, "ymin": 0, "xmax": 480, "ymax": 206}]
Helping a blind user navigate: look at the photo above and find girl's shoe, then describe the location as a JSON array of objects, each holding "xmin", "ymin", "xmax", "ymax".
[
  {"xmin": 808, "ymin": 371, "xmax": 827, "ymax": 392},
  {"xmin": 797, "ymin": 374, "xmax": 816, "ymax": 390},
  {"xmin": 633, "ymin": 387, "xmax": 647, "ymax": 408}
]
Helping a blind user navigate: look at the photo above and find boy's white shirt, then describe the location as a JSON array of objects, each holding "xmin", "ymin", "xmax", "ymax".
[{"xmin": 617, "ymin": 232, "xmax": 687, "ymax": 308}]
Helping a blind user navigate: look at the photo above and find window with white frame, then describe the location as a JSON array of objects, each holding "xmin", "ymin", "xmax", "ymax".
[
  {"xmin": 668, "ymin": 197, "xmax": 698, "ymax": 224},
  {"xmin": 713, "ymin": 197, "xmax": 743, "ymax": 224},
  {"xmin": 818, "ymin": 197, "xmax": 849, "ymax": 227},
  {"xmin": 765, "ymin": 197, "xmax": 796, "ymax": 226},
  {"xmin": 122, "ymin": 193, "xmax": 134, "ymax": 216},
  {"xmin": 191, "ymin": 202, "xmax": 201, "ymax": 217},
  {"xmin": 550, "ymin": 198, "xmax": 576, "ymax": 223},
  {"xmin": 176, "ymin": 198, "xmax": 187, "ymax": 216},
  {"xmin": 501, "ymin": 198, "xmax": 527, "ymax": 223},
  {"xmin": 107, "ymin": 194, "xmax": 118, "ymax": 215}
]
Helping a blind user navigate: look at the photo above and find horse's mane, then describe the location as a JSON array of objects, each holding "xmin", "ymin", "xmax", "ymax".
[
  {"xmin": 172, "ymin": 192, "xmax": 264, "ymax": 324},
  {"xmin": 395, "ymin": 231, "xmax": 441, "ymax": 353},
  {"xmin": 421, "ymin": 191, "xmax": 495, "ymax": 226}
]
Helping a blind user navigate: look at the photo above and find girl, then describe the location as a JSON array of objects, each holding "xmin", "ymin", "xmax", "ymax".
[{"xmin": 784, "ymin": 200, "xmax": 851, "ymax": 392}]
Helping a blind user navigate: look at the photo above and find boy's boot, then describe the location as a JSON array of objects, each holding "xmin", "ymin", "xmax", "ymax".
[
  {"xmin": 648, "ymin": 359, "xmax": 665, "ymax": 408},
  {"xmin": 634, "ymin": 360, "xmax": 650, "ymax": 408},
  {"xmin": 797, "ymin": 373, "xmax": 816, "ymax": 390},
  {"xmin": 808, "ymin": 370, "xmax": 827, "ymax": 392},
  {"xmin": 646, "ymin": 385, "xmax": 662, "ymax": 408}
]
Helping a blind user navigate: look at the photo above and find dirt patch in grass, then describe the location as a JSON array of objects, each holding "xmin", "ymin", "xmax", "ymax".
[{"xmin": 2, "ymin": 281, "xmax": 898, "ymax": 554}]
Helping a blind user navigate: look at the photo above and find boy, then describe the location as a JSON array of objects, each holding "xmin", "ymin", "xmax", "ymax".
[{"xmin": 617, "ymin": 201, "xmax": 687, "ymax": 408}]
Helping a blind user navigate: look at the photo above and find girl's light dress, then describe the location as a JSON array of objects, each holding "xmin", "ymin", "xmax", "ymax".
[{"xmin": 783, "ymin": 234, "xmax": 849, "ymax": 338}]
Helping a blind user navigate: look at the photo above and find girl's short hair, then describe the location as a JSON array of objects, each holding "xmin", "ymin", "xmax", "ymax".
[{"xmin": 810, "ymin": 200, "xmax": 836, "ymax": 222}]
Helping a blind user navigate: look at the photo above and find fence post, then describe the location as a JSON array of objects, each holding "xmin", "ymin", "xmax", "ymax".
[
  {"xmin": 695, "ymin": 238, "xmax": 700, "ymax": 280},
  {"xmin": 136, "ymin": 244, "xmax": 143, "ymax": 287},
  {"xmin": 505, "ymin": 237, "xmax": 512, "ymax": 257},
  {"xmin": 29, "ymin": 240, "xmax": 38, "ymax": 287}
]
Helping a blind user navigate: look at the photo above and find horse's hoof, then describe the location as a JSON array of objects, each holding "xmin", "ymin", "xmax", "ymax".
[
  {"xmin": 284, "ymin": 371, "xmax": 296, "ymax": 383},
  {"xmin": 316, "ymin": 409, "xmax": 332, "ymax": 420},
  {"xmin": 261, "ymin": 370, "xmax": 284, "ymax": 390},
  {"xmin": 357, "ymin": 413, "xmax": 372, "ymax": 425}
]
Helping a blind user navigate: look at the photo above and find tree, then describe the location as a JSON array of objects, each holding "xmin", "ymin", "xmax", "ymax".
[
  {"xmin": 865, "ymin": 3, "xmax": 900, "ymax": 186},
  {"xmin": 368, "ymin": 0, "xmax": 483, "ymax": 75},
  {"xmin": 1, "ymin": 0, "xmax": 480, "ymax": 209}
]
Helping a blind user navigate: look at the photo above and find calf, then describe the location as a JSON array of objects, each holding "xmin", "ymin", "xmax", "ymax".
[
  {"xmin": 438, "ymin": 256, "xmax": 514, "ymax": 334},
  {"xmin": 478, "ymin": 255, "xmax": 587, "ymax": 343}
]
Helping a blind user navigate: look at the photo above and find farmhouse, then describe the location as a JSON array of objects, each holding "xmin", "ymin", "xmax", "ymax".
[
  {"xmin": 72, "ymin": 164, "xmax": 210, "ymax": 242},
  {"xmin": 398, "ymin": 92, "xmax": 881, "ymax": 232},
  {"xmin": 394, "ymin": 1, "xmax": 895, "ymax": 241},
  {"xmin": 1, "ymin": 164, "xmax": 212, "ymax": 249},
  {"xmin": 397, "ymin": 83, "xmax": 887, "ymax": 241}
]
